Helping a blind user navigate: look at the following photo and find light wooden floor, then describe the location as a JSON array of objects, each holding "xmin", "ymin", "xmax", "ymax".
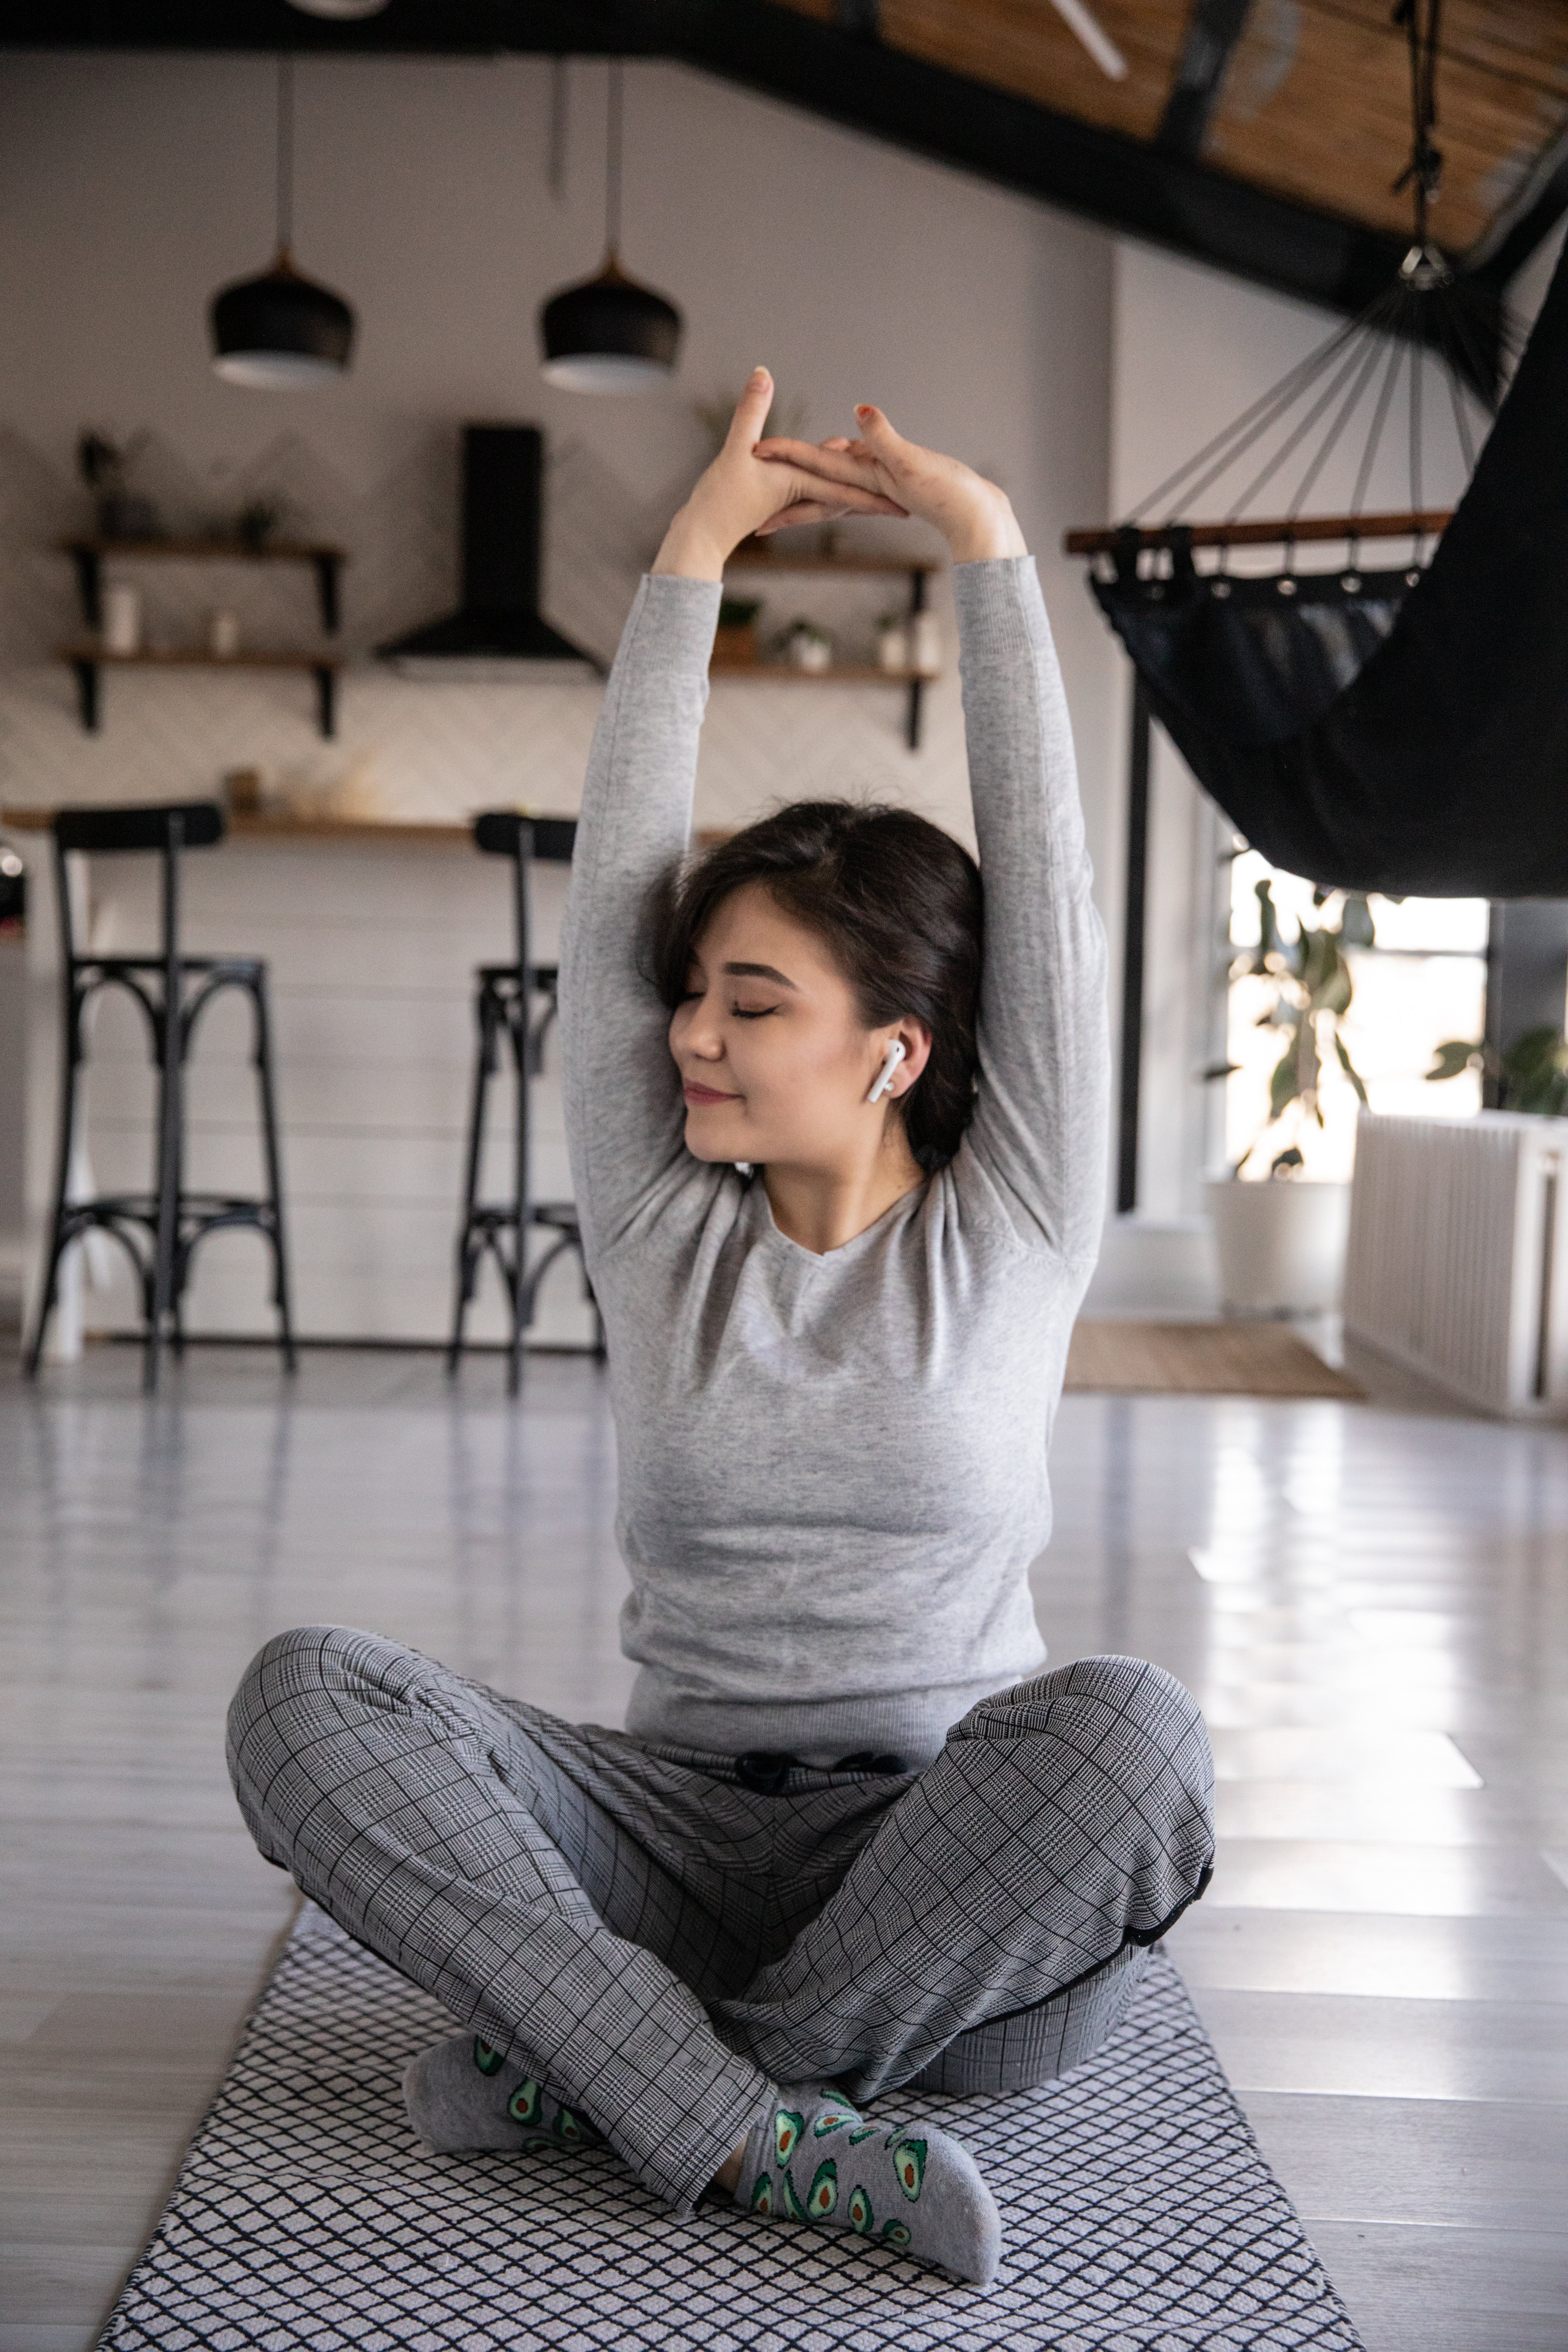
[{"xmin": 2, "ymin": 1342, "xmax": 1565, "ymax": 2352}]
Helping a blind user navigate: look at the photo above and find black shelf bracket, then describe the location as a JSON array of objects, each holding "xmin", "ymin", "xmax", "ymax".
[
  {"xmin": 72, "ymin": 656, "xmax": 99, "ymax": 732},
  {"xmin": 314, "ymin": 666, "xmax": 337, "ymax": 739},
  {"xmin": 312, "ymin": 551, "xmax": 342, "ymax": 635},
  {"xmin": 906, "ymin": 564, "xmax": 928, "ymax": 750},
  {"xmin": 71, "ymin": 547, "xmax": 102, "ymax": 632}
]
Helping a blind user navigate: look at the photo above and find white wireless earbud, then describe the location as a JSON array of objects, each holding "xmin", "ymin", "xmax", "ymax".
[{"xmin": 866, "ymin": 1039, "xmax": 907, "ymax": 1105}]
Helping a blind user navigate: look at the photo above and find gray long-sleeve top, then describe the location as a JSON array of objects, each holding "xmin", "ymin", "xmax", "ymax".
[{"xmin": 558, "ymin": 555, "xmax": 1108, "ymax": 1768}]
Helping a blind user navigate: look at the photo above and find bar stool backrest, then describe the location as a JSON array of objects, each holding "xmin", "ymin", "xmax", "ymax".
[
  {"xmin": 54, "ymin": 801, "xmax": 225, "ymax": 856},
  {"xmin": 52, "ymin": 799, "xmax": 226, "ymax": 969},
  {"xmin": 472, "ymin": 812, "xmax": 576, "ymax": 864},
  {"xmin": 471, "ymin": 811, "xmax": 576, "ymax": 971}
]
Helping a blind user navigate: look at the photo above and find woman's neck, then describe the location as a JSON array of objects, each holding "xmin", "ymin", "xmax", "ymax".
[{"xmin": 762, "ymin": 1134, "xmax": 929, "ymax": 1256}]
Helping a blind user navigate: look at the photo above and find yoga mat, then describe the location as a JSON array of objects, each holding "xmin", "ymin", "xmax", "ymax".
[{"xmin": 98, "ymin": 1904, "xmax": 1362, "ymax": 2352}]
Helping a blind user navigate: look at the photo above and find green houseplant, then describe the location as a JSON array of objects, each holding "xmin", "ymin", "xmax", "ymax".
[
  {"xmin": 1219, "ymin": 880, "xmax": 1375, "ymax": 1175},
  {"xmin": 712, "ymin": 595, "xmax": 762, "ymax": 668},
  {"xmin": 1205, "ymin": 881, "xmax": 1374, "ymax": 1313},
  {"xmin": 1427, "ymin": 1026, "xmax": 1568, "ymax": 1112}
]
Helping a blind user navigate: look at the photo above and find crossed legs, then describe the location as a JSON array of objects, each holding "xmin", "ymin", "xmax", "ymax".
[{"xmin": 227, "ymin": 1628, "xmax": 1213, "ymax": 2211}]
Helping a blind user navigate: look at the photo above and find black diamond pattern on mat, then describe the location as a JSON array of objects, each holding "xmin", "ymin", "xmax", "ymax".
[{"xmin": 98, "ymin": 1904, "xmax": 1363, "ymax": 2352}]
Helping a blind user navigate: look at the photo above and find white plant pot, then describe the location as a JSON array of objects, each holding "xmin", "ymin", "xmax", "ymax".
[{"xmin": 1205, "ymin": 1178, "xmax": 1351, "ymax": 1315}]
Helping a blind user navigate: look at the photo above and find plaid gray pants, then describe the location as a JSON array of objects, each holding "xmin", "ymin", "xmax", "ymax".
[{"xmin": 227, "ymin": 1629, "xmax": 1214, "ymax": 2210}]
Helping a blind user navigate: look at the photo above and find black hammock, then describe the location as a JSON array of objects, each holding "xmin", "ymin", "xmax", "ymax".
[{"xmin": 1084, "ymin": 234, "xmax": 1568, "ymax": 901}]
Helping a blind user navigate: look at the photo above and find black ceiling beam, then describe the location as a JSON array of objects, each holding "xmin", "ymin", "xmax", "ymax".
[
  {"xmin": 0, "ymin": 0, "xmax": 1445, "ymax": 320},
  {"xmin": 1158, "ymin": 0, "xmax": 1253, "ymax": 158}
]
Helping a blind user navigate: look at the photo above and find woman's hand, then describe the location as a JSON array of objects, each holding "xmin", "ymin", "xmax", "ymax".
[
  {"xmin": 755, "ymin": 405, "xmax": 1027, "ymax": 565},
  {"xmin": 652, "ymin": 370, "xmax": 908, "ymax": 582}
]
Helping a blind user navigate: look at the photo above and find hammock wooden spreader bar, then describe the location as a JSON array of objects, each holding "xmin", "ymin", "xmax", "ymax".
[{"xmin": 1063, "ymin": 508, "xmax": 1454, "ymax": 557}]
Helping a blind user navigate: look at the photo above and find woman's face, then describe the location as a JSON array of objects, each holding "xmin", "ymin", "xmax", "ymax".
[{"xmin": 668, "ymin": 882, "xmax": 927, "ymax": 1171}]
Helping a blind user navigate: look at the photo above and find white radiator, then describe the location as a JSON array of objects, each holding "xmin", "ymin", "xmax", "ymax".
[{"xmin": 1345, "ymin": 1110, "xmax": 1568, "ymax": 1416}]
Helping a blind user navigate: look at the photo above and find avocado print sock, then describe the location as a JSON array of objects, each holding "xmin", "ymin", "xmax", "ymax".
[
  {"xmin": 402, "ymin": 2032, "xmax": 603, "ymax": 2156},
  {"xmin": 734, "ymin": 2087, "xmax": 1001, "ymax": 2285}
]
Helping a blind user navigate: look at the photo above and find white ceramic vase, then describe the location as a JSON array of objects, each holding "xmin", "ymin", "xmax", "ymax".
[{"xmin": 1205, "ymin": 1177, "xmax": 1351, "ymax": 1315}]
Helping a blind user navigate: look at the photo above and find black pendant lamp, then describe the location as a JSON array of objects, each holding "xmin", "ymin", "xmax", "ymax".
[
  {"xmin": 539, "ymin": 63, "xmax": 681, "ymax": 392},
  {"xmin": 211, "ymin": 58, "xmax": 355, "ymax": 389}
]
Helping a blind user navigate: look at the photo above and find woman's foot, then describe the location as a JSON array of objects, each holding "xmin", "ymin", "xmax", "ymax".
[
  {"xmin": 734, "ymin": 2087, "xmax": 1001, "ymax": 2285},
  {"xmin": 402, "ymin": 2033, "xmax": 602, "ymax": 2155}
]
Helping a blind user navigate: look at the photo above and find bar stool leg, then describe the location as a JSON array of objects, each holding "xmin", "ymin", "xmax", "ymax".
[
  {"xmin": 169, "ymin": 1074, "xmax": 189, "ymax": 1365},
  {"xmin": 448, "ymin": 977, "xmax": 497, "ymax": 1375},
  {"xmin": 144, "ymin": 832, "xmax": 187, "ymax": 1391},
  {"xmin": 24, "ymin": 977, "xmax": 86, "ymax": 1378},
  {"xmin": 507, "ymin": 979, "xmax": 530, "ymax": 1399},
  {"xmin": 250, "ymin": 972, "xmax": 297, "ymax": 1373},
  {"xmin": 147, "ymin": 995, "xmax": 181, "ymax": 1396}
]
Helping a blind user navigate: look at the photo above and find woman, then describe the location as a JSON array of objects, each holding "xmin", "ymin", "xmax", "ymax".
[{"xmin": 228, "ymin": 374, "xmax": 1214, "ymax": 2289}]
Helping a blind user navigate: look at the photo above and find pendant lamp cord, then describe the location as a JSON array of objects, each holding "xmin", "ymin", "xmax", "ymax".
[
  {"xmin": 1391, "ymin": 0, "xmax": 1443, "ymax": 249},
  {"xmin": 276, "ymin": 53, "xmax": 295, "ymax": 261},
  {"xmin": 606, "ymin": 57, "xmax": 623, "ymax": 262}
]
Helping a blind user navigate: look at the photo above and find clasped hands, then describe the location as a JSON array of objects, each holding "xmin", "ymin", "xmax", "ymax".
[{"xmin": 652, "ymin": 367, "xmax": 1026, "ymax": 582}]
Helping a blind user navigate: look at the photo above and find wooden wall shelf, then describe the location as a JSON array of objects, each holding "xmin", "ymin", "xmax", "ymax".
[
  {"xmin": 722, "ymin": 542, "xmax": 941, "ymax": 747},
  {"xmin": 61, "ymin": 538, "xmax": 346, "ymax": 634},
  {"xmin": 710, "ymin": 664, "xmax": 935, "ymax": 686},
  {"xmin": 726, "ymin": 545, "xmax": 941, "ymax": 576},
  {"xmin": 58, "ymin": 647, "xmax": 343, "ymax": 738}
]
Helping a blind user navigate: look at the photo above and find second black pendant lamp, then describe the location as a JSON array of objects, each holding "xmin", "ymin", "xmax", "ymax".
[
  {"xmin": 211, "ymin": 57, "xmax": 355, "ymax": 389},
  {"xmin": 539, "ymin": 63, "xmax": 681, "ymax": 392}
]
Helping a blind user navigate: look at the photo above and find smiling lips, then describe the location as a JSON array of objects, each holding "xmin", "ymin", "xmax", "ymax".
[{"xmin": 683, "ymin": 1080, "xmax": 741, "ymax": 1107}]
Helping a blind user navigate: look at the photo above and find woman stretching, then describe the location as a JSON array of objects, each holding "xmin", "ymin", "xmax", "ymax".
[{"xmin": 228, "ymin": 373, "xmax": 1214, "ymax": 2288}]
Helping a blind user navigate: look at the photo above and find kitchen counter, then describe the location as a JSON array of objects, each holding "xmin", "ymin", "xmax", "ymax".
[{"xmin": 1, "ymin": 805, "xmax": 573, "ymax": 844}]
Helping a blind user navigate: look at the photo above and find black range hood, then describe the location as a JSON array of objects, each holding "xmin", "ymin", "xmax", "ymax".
[{"xmin": 378, "ymin": 424, "xmax": 600, "ymax": 678}]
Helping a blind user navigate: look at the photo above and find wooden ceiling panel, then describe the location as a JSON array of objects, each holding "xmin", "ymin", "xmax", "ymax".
[
  {"xmin": 771, "ymin": 0, "xmax": 1568, "ymax": 262},
  {"xmin": 1315, "ymin": 0, "xmax": 1568, "ymax": 101},
  {"xmin": 874, "ymin": 0, "xmax": 1188, "ymax": 142},
  {"xmin": 1206, "ymin": 0, "xmax": 1568, "ymax": 249}
]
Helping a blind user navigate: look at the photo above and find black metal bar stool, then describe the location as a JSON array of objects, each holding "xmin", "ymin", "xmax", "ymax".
[
  {"xmin": 448, "ymin": 811, "xmax": 601, "ymax": 1393},
  {"xmin": 25, "ymin": 799, "xmax": 295, "ymax": 1391}
]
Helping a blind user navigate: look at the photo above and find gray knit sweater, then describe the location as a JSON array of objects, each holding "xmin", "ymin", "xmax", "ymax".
[{"xmin": 559, "ymin": 556, "xmax": 1108, "ymax": 1768}]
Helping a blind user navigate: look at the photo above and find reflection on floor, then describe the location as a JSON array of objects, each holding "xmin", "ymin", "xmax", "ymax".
[{"xmin": 2, "ymin": 1345, "xmax": 1565, "ymax": 2352}]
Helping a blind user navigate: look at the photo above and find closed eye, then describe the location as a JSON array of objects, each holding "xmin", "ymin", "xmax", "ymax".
[{"xmin": 730, "ymin": 1003, "xmax": 780, "ymax": 1019}]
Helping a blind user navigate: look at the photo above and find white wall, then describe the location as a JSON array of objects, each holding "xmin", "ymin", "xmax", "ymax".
[
  {"xmin": 0, "ymin": 48, "xmax": 1126, "ymax": 1340},
  {"xmin": 0, "ymin": 50, "xmax": 1118, "ymax": 853}
]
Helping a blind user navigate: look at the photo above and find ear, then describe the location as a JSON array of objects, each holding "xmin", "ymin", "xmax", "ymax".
[{"xmin": 886, "ymin": 1018, "xmax": 933, "ymax": 1097}]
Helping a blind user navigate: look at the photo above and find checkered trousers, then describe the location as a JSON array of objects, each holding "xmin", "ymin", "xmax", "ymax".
[{"xmin": 227, "ymin": 1631, "xmax": 1214, "ymax": 2211}]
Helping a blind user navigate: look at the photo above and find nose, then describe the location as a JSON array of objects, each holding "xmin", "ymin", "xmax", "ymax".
[{"xmin": 678, "ymin": 996, "xmax": 726, "ymax": 1062}]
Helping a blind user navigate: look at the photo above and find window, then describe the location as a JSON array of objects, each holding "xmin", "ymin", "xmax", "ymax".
[{"xmin": 1222, "ymin": 848, "xmax": 1487, "ymax": 1179}]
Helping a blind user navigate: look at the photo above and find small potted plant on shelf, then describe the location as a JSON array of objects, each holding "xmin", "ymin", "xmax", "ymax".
[
  {"xmin": 783, "ymin": 617, "xmax": 832, "ymax": 672},
  {"xmin": 712, "ymin": 596, "xmax": 762, "ymax": 668},
  {"xmin": 78, "ymin": 430, "xmax": 159, "ymax": 541},
  {"xmin": 877, "ymin": 611, "xmax": 909, "ymax": 671},
  {"xmin": 1205, "ymin": 878, "xmax": 1374, "ymax": 1314},
  {"xmin": 235, "ymin": 495, "xmax": 287, "ymax": 553}
]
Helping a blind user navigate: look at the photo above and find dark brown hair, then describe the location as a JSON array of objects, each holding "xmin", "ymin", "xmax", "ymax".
[{"xmin": 646, "ymin": 800, "xmax": 984, "ymax": 1170}]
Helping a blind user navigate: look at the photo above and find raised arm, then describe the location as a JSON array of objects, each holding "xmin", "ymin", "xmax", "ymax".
[
  {"xmin": 953, "ymin": 555, "xmax": 1109, "ymax": 1260},
  {"xmin": 559, "ymin": 576, "xmax": 721, "ymax": 1260},
  {"xmin": 754, "ymin": 405, "xmax": 1108, "ymax": 1260},
  {"xmin": 560, "ymin": 371, "xmax": 908, "ymax": 1260}
]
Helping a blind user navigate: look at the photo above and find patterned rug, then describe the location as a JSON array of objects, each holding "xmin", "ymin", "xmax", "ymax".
[{"xmin": 99, "ymin": 1904, "xmax": 1362, "ymax": 2352}]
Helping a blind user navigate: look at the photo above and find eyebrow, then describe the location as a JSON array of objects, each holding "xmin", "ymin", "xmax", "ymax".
[{"xmin": 722, "ymin": 961, "xmax": 800, "ymax": 989}]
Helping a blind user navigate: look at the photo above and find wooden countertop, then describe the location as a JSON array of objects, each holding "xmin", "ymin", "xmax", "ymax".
[{"xmin": 0, "ymin": 806, "xmax": 576, "ymax": 844}]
